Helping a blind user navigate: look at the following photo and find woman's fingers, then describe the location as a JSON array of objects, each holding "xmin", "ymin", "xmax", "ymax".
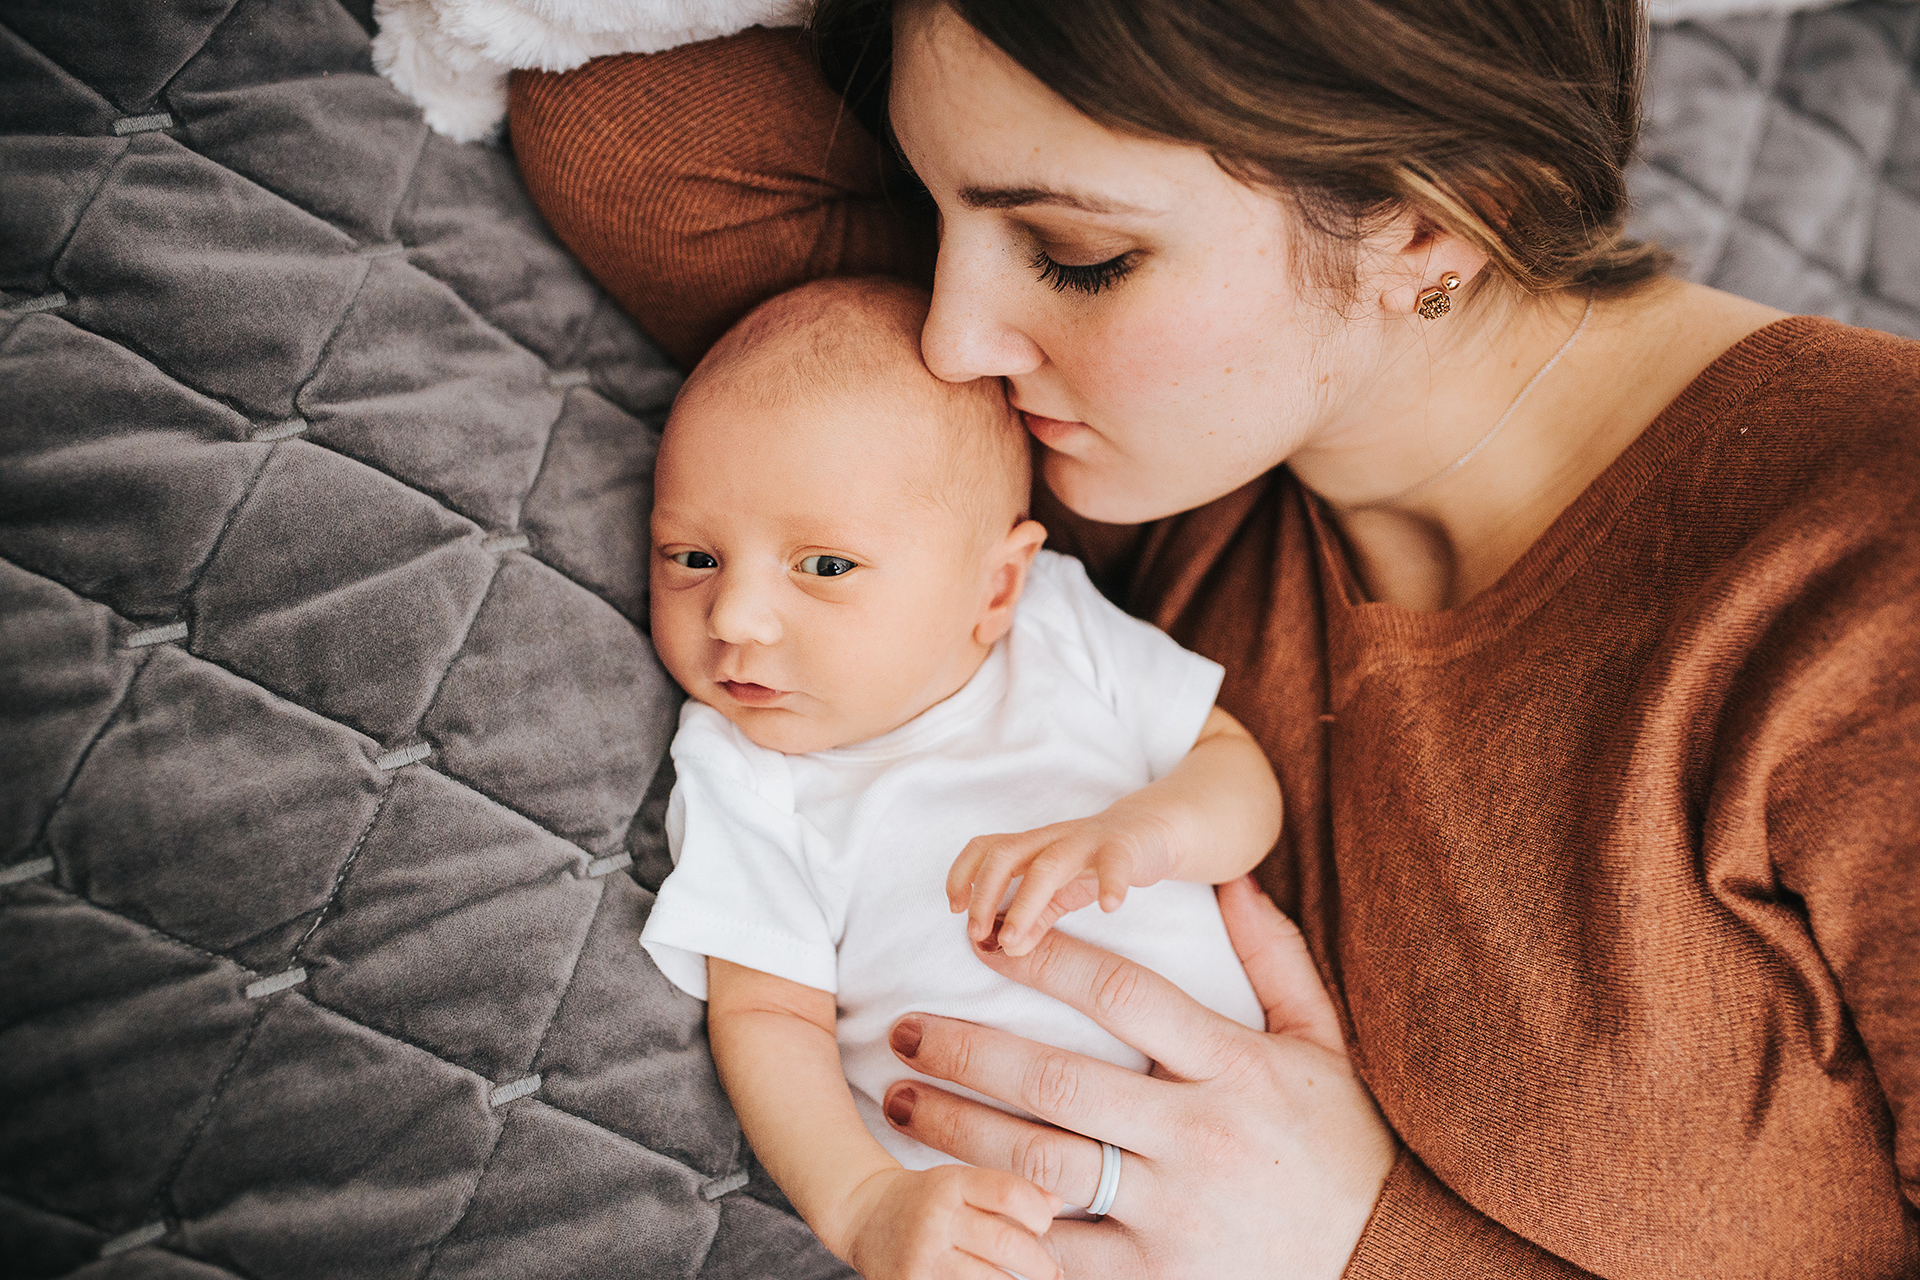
[
  {"xmin": 1216, "ymin": 875, "xmax": 1343, "ymax": 1053},
  {"xmin": 890, "ymin": 1014, "xmax": 1166, "ymax": 1154},
  {"xmin": 971, "ymin": 922, "xmax": 1247, "ymax": 1084},
  {"xmin": 886, "ymin": 1083, "xmax": 1121, "ymax": 1213}
]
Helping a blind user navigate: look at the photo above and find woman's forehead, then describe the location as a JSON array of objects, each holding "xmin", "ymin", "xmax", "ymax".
[{"xmin": 889, "ymin": 2, "xmax": 1205, "ymax": 207}]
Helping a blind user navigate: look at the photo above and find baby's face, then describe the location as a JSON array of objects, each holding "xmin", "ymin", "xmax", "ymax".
[{"xmin": 651, "ymin": 381, "xmax": 1003, "ymax": 754}]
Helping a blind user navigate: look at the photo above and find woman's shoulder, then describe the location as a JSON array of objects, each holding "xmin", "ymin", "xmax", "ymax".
[
  {"xmin": 1634, "ymin": 316, "xmax": 1920, "ymax": 698},
  {"xmin": 1603, "ymin": 282, "xmax": 1917, "ymax": 477},
  {"xmin": 1703, "ymin": 314, "xmax": 1920, "ymax": 422},
  {"xmin": 1655, "ymin": 315, "xmax": 1920, "ymax": 517}
]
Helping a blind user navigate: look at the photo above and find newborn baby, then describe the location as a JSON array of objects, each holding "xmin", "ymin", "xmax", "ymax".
[{"xmin": 639, "ymin": 277, "xmax": 1279, "ymax": 1280}]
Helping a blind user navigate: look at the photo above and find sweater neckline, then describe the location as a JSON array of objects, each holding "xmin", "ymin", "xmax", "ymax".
[{"xmin": 1306, "ymin": 315, "xmax": 1838, "ymax": 658}]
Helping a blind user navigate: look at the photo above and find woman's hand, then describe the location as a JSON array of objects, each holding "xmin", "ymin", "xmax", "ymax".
[{"xmin": 880, "ymin": 876, "xmax": 1398, "ymax": 1279}]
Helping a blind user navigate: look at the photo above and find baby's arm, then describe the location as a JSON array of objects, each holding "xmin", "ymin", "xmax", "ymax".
[
  {"xmin": 948, "ymin": 706, "xmax": 1282, "ymax": 957},
  {"xmin": 705, "ymin": 959, "xmax": 1060, "ymax": 1280}
]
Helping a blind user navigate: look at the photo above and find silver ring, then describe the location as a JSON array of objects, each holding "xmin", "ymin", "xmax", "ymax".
[{"xmin": 1086, "ymin": 1141, "xmax": 1121, "ymax": 1217}]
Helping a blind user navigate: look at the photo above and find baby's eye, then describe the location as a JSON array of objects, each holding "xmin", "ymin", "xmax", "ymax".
[
  {"xmin": 669, "ymin": 550, "xmax": 718, "ymax": 569},
  {"xmin": 797, "ymin": 554, "xmax": 857, "ymax": 578}
]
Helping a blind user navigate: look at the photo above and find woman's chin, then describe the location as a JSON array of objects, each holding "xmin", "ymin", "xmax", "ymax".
[{"xmin": 1042, "ymin": 450, "xmax": 1189, "ymax": 526}]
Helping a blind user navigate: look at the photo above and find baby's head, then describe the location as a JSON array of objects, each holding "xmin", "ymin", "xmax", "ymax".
[{"xmin": 651, "ymin": 277, "xmax": 1044, "ymax": 754}]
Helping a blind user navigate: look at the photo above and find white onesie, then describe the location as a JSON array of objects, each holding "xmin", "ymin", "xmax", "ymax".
[{"xmin": 641, "ymin": 550, "xmax": 1264, "ymax": 1169}]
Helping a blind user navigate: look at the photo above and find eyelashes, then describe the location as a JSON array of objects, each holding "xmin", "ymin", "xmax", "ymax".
[{"xmin": 1029, "ymin": 249, "xmax": 1138, "ymax": 296}]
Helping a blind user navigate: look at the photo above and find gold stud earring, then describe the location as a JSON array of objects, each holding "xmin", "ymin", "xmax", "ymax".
[{"xmin": 1417, "ymin": 272, "xmax": 1462, "ymax": 320}]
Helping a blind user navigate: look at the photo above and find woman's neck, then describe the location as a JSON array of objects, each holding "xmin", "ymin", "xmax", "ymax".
[{"xmin": 1287, "ymin": 279, "xmax": 1785, "ymax": 612}]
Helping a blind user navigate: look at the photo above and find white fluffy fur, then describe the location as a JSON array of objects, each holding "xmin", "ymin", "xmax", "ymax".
[{"xmin": 373, "ymin": 0, "xmax": 810, "ymax": 142}]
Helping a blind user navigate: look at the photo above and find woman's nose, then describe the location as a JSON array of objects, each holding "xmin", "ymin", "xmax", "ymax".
[
  {"xmin": 920, "ymin": 231, "xmax": 1046, "ymax": 384},
  {"xmin": 707, "ymin": 571, "xmax": 782, "ymax": 646}
]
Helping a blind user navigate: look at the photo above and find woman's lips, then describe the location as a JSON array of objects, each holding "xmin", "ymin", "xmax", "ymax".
[
  {"xmin": 1018, "ymin": 409, "xmax": 1091, "ymax": 449},
  {"xmin": 718, "ymin": 680, "xmax": 786, "ymax": 707}
]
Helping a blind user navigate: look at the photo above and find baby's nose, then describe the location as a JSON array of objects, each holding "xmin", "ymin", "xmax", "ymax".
[{"xmin": 707, "ymin": 574, "xmax": 782, "ymax": 646}]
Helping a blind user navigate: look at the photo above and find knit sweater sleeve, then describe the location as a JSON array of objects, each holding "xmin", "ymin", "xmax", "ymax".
[
  {"xmin": 1344, "ymin": 1151, "xmax": 1599, "ymax": 1279},
  {"xmin": 1747, "ymin": 482, "xmax": 1920, "ymax": 1223},
  {"xmin": 506, "ymin": 26, "xmax": 931, "ymax": 370}
]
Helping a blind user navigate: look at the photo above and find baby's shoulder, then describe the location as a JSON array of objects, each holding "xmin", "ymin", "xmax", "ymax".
[
  {"xmin": 670, "ymin": 700, "xmax": 794, "ymax": 810},
  {"xmin": 1015, "ymin": 549, "xmax": 1196, "ymax": 674},
  {"xmin": 1016, "ymin": 549, "xmax": 1118, "ymax": 643}
]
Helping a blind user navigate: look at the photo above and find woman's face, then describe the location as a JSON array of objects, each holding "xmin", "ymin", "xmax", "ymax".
[{"xmin": 890, "ymin": 3, "xmax": 1359, "ymax": 524}]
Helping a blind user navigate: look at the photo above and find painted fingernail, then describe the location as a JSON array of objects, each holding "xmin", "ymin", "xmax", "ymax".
[
  {"xmin": 891, "ymin": 1017, "xmax": 923, "ymax": 1059},
  {"xmin": 977, "ymin": 916, "xmax": 1003, "ymax": 954},
  {"xmin": 884, "ymin": 1086, "xmax": 916, "ymax": 1127}
]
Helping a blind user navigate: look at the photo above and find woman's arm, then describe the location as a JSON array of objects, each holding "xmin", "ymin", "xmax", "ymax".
[
  {"xmin": 507, "ymin": 28, "xmax": 932, "ymax": 371},
  {"xmin": 881, "ymin": 879, "xmax": 1601, "ymax": 1279},
  {"xmin": 705, "ymin": 958, "xmax": 1060, "ymax": 1279}
]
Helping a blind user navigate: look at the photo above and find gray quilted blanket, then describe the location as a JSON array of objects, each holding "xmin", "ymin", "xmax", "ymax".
[
  {"xmin": 1, "ymin": 1, "xmax": 1915, "ymax": 1278},
  {"xmin": 0, "ymin": 1, "xmax": 845, "ymax": 1276},
  {"xmin": 1632, "ymin": 0, "xmax": 1920, "ymax": 335}
]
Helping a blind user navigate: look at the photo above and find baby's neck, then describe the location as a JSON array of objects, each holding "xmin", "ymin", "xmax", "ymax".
[{"xmin": 831, "ymin": 632, "xmax": 997, "ymax": 753}]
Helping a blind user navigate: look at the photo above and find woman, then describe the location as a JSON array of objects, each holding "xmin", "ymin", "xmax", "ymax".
[{"xmin": 509, "ymin": 1, "xmax": 1920, "ymax": 1274}]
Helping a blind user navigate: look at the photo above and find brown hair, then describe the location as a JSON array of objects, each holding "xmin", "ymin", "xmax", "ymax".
[{"xmin": 813, "ymin": 0, "xmax": 1669, "ymax": 298}]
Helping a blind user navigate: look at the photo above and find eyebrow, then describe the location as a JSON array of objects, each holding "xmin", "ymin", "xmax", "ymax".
[{"xmin": 956, "ymin": 184, "xmax": 1157, "ymax": 216}]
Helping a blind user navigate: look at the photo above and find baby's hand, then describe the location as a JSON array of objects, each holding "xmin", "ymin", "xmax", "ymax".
[
  {"xmin": 947, "ymin": 806, "xmax": 1179, "ymax": 958},
  {"xmin": 842, "ymin": 1165, "xmax": 1059, "ymax": 1280}
]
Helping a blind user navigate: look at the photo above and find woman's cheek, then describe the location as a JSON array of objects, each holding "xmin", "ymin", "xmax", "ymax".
[{"xmin": 1087, "ymin": 321, "xmax": 1225, "ymax": 462}]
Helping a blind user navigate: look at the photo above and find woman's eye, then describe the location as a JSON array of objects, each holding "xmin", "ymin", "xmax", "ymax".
[
  {"xmin": 1029, "ymin": 248, "xmax": 1138, "ymax": 296},
  {"xmin": 669, "ymin": 550, "xmax": 718, "ymax": 569},
  {"xmin": 797, "ymin": 555, "xmax": 857, "ymax": 578}
]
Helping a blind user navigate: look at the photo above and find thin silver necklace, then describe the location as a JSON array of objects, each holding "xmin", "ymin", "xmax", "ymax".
[{"xmin": 1352, "ymin": 295, "xmax": 1595, "ymax": 511}]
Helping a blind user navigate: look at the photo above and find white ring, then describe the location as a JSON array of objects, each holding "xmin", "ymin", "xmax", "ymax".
[{"xmin": 1086, "ymin": 1141, "xmax": 1122, "ymax": 1217}]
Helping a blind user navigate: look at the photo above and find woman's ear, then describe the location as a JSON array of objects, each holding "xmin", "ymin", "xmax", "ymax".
[
  {"xmin": 1360, "ymin": 207, "xmax": 1492, "ymax": 320},
  {"xmin": 972, "ymin": 518, "xmax": 1047, "ymax": 647}
]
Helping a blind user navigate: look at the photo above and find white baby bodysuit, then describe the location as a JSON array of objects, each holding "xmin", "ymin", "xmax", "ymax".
[{"xmin": 641, "ymin": 550, "xmax": 1265, "ymax": 1169}]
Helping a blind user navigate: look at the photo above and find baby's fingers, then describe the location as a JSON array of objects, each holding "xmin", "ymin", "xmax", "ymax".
[
  {"xmin": 999, "ymin": 845, "xmax": 1098, "ymax": 957},
  {"xmin": 959, "ymin": 1166, "xmax": 1060, "ymax": 1236},
  {"xmin": 1095, "ymin": 854, "xmax": 1134, "ymax": 914},
  {"xmin": 997, "ymin": 882, "xmax": 1098, "ymax": 960},
  {"xmin": 951, "ymin": 831, "xmax": 1048, "ymax": 940},
  {"xmin": 946, "ymin": 838, "xmax": 991, "ymax": 913},
  {"xmin": 954, "ymin": 1205, "xmax": 1060, "ymax": 1280}
]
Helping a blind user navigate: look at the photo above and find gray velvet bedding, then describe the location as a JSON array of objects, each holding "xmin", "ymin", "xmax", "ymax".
[
  {"xmin": 1632, "ymin": 1, "xmax": 1920, "ymax": 334},
  {"xmin": 0, "ymin": 1, "xmax": 844, "ymax": 1276},
  {"xmin": 1, "ymin": 2, "xmax": 1914, "ymax": 1277}
]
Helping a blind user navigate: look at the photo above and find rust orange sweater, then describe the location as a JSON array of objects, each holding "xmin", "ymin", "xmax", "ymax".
[{"xmin": 510, "ymin": 32, "xmax": 1920, "ymax": 1277}]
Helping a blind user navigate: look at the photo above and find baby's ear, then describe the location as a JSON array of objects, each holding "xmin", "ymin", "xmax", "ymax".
[{"xmin": 973, "ymin": 519, "xmax": 1047, "ymax": 647}]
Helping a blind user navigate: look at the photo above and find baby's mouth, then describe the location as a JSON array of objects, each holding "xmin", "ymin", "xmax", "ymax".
[{"xmin": 718, "ymin": 680, "xmax": 786, "ymax": 707}]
